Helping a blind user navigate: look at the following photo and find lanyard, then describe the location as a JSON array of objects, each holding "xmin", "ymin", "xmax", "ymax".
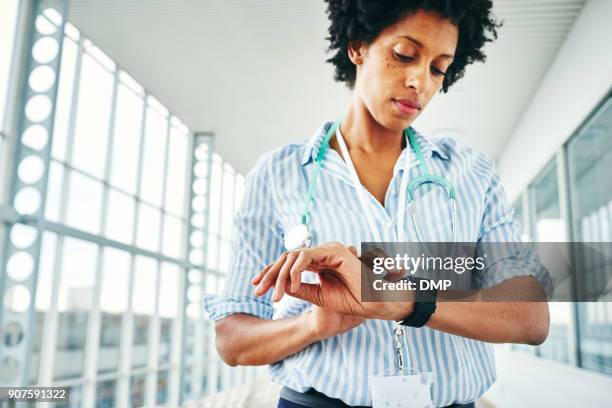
[
  {"xmin": 335, "ymin": 127, "xmax": 413, "ymax": 243},
  {"xmin": 336, "ymin": 127, "xmax": 414, "ymax": 373}
]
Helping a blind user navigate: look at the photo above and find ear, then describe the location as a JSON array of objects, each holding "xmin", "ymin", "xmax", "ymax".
[{"xmin": 347, "ymin": 40, "xmax": 367, "ymax": 66}]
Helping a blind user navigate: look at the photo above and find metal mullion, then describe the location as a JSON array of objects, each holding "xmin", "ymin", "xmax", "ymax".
[
  {"xmin": 179, "ymin": 133, "xmax": 213, "ymax": 402},
  {"xmin": 158, "ymin": 118, "xmax": 171, "ymax": 256},
  {"xmin": 141, "ymin": 108, "xmax": 171, "ymax": 408},
  {"xmin": 0, "ymin": 0, "xmax": 32, "ymax": 205},
  {"xmin": 207, "ymin": 154, "xmax": 226, "ymax": 394},
  {"xmin": 169, "ymin": 127, "xmax": 192, "ymax": 406},
  {"xmin": 214, "ymin": 162, "xmax": 226, "ymax": 281},
  {"xmin": 144, "ymin": 260, "xmax": 162, "ymax": 407},
  {"xmin": 35, "ymin": 218, "xmax": 195, "ymax": 269},
  {"xmin": 37, "ymin": 30, "xmax": 85, "ymax": 390},
  {"xmin": 81, "ymin": 66, "xmax": 120, "ymax": 408},
  {"xmin": 116, "ymin": 90, "xmax": 148, "ymax": 408},
  {"xmin": 216, "ymin": 164, "xmax": 231, "ymax": 391},
  {"xmin": 556, "ymin": 149, "xmax": 578, "ymax": 366},
  {"xmin": 82, "ymin": 47, "xmax": 116, "ymax": 77},
  {"xmin": 200, "ymin": 136, "xmax": 215, "ymax": 397},
  {"xmin": 559, "ymin": 145, "xmax": 582, "ymax": 368},
  {"xmin": 521, "ymin": 191, "xmax": 530, "ymax": 239}
]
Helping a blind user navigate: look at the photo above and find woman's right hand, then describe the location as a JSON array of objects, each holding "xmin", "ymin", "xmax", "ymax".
[{"xmin": 305, "ymin": 305, "xmax": 364, "ymax": 341}]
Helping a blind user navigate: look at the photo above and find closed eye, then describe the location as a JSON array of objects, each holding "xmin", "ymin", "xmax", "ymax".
[
  {"xmin": 432, "ymin": 67, "xmax": 446, "ymax": 77},
  {"xmin": 394, "ymin": 51, "xmax": 414, "ymax": 62},
  {"xmin": 395, "ymin": 52, "xmax": 447, "ymax": 77}
]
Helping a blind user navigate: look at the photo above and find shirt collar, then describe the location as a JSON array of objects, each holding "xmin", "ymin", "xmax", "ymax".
[{"xmin": 300, "ymin": 121, "xmax": 450, "ymax": 167}]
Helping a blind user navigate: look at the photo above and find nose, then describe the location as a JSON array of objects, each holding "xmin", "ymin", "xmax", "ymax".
[{"xmin": 405, "ymin": 61, "xmax": 430, "ymax": 94}]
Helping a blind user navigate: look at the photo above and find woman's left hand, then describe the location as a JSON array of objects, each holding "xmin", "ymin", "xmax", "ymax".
[{"xmin": 251, "ymin": 242, "xmax": 413, "ymax": 320}]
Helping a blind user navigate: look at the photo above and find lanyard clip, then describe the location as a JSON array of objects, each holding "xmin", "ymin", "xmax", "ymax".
[{"xmin": 393, "ymin": 323, "xmax": 405, "ymax": 372}]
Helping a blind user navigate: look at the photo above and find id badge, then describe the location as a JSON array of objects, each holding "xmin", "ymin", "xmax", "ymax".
[{"xmin": 369, "ymin": 371, "xmax": 434, "ymax": 408}]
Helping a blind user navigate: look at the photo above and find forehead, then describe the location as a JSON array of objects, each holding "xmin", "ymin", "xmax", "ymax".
[{"xmin": 376, "ymin": 9, "xmax": 458, "ymax": 55}]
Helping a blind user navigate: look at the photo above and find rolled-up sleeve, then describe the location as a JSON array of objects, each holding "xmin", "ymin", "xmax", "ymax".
[
  {"xmin": 476, "ymin": 172, "xmax": 553, "ymax": 295},
  {"xmin": 203, "ymin": 154, "xmax": 284, "ymax": 322}
]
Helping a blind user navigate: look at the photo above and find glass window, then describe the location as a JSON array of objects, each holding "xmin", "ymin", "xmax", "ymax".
[
  {"xmin": 156, "ymin": 370, "xmax": 169, "ymax": 405},
  {"xmin": 98, "ymin": 248, "xmax": 130, "ymax": 374},
  {"xmin": 55, "ymin": 385, "xmax": 82, "ymax": 408},
  {"xmin": 136, "ymin": 203, "xmax": 161, "ymax": 252},
  {"xmin": 220, "ymin": 165, "xmax": 234, "ymax": 240},
  {"xmin": 51, "ymin": 37, "xmax": 78, "ymax": 162},
  {"xmin": 131, "ymin": 256, "xmax": 157, "ymax": 368},
  {"xmin": 158, "ymin": 263, "xmax": 180, "ymax": 365},
  {"xmin": 532, "ymin": 161, "xmax": 566, "ymax": 242},
  {"xmin": 568, "ymin": 97, "xmax": 612, "ymax": 375},
  {"xmin": 208, "ymin": 155, "xmax": 223, "ymax": 235},
  {"xmin": 165, "ymin": 126, "xmax": 189, "ymax": 217},
  {"xmin": 140, "ymin": 105, "xmax": 168, "ymax": 207},
  {"xmin": 0, "ymin": 0, "xmax": 19, "ymax": 131},
  {"xmin": 44, "ymin": 160, "xmax": 64, "ymax": 222},
  {"xmin": 71, "ymin": 52, "xmax": 113, "ymax": 179},
  {"xmin": 96, "ymin": 379, "xmax": 117, "ymax": 408},
  {"xmin": 54, "ymin": 236, "xmax": 98, "ymax": 381},
  {"xmin": 182, "ymin": 366, "xmax": 193, "ymax": 402},
  {"xmin": 65, "ymin": 170, "xmax": 103, "ymax": 234},
  {"xmin": 30, "ymin": 231, "xmax": 57, "ymax": 384},
  {"xmin": 105, "ymin": 189, "xmax": 135, "ymax": 244},
  {"xmin": 161, "ymin": 215, "xmax": 183, "ymax": 259},
  {"xmin": 207, "ymin": 235, "xmax": 219, "ymax": 271},
  {"xmin": 129, "ymin": 375, "xmax": 145, "ymax": 407},
  {"xmin": 109, "ymin": 83, "xmax": 144, "ymax": 194},
  {"xmin": 530, "ymin": 160, "xmax": 570, "ymax": 363}
]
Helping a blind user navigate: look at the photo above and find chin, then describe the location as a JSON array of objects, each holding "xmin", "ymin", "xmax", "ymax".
[{"xmin": 384, "ymin": 112, "xmax": 414, "ymax": 131}]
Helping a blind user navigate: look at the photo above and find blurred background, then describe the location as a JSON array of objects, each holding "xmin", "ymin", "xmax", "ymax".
[{"xmin": 0, "ymin": 0, "xmax": 610, "ymax": 407}]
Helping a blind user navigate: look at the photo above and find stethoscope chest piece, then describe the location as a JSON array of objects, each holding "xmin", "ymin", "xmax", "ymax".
[{"xmin": 284, "ymin": 223, "xmax": 311, "ymax": 251}]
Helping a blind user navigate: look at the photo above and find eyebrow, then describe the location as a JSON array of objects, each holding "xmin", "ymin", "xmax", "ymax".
[{"xmin": 400, "ymin": 35, "xmax": 455, "ymax": 59}]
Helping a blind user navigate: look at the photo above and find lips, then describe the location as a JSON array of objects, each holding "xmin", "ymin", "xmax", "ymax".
[
  {"xmin": 393, "ymin": 98, "xmax": 422, "ymax": 115},
  {"xmin": 394, "ymin": 98, "xmax": 422, "ymax": 110}
]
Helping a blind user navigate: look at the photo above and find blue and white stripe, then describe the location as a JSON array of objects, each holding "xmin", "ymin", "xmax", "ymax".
[{"xmin": 203, "ymin": 121, "xmax": 549, "ymax": 406}]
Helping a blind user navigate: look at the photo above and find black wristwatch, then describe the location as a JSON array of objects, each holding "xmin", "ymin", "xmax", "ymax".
[{"xmin": 398, "ymin": 276, "xmax": 437, "ymax": 328}]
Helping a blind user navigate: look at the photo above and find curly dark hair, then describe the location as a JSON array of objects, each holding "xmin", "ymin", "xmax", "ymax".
[{"xmin": 325, "ymin": 0, "xmax": 501, "ymax": 92}]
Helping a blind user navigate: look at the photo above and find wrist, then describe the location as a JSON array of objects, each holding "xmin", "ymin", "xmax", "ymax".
[
  {"xmin": 381, "ymin": 301, "xmax": 414, "ymax": 321},
  {"xmin": 300, "ymin": 310, "xmax": 326, "ymax": 342}
]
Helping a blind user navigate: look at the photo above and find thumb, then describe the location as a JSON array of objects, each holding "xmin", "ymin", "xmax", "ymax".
[
  {"xmin": 287, "ymin": 283, "xmax": 323, "ymax": 307},
  {"xmin": 347, "ymin": 245, "xmax": 360, "ymax": 258}
]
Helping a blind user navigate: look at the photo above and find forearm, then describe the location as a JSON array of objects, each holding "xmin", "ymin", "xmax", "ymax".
[
  {"xmin": 427, "ymin": 277, "xmax": 549, "ymax": 344},
  {"xmin": 214, "ymin": 313, "xmax": 320, "ymax": 366},
  {"xmin": 427, "ymin": 300, "xmax": 549, "ymax": 345}
]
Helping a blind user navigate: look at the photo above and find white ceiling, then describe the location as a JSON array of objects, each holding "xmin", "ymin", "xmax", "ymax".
[{"xmin": 68, "ymin": 0, "xmax": 587, "ymax": 174}]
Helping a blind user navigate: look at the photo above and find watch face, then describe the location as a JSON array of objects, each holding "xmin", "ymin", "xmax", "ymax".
[{"xmin": 284, "ymin": 224, "xmax": 311, "ymax": 251}]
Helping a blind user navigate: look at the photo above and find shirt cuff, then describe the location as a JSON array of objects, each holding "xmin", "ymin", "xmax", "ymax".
[
  {"xmin": 479, "ymin": 257, "xmax": 553, "ymax": 298},
  {"xmin": 203, "ymin": 293, "xmax": 274, "ymax": 322}
]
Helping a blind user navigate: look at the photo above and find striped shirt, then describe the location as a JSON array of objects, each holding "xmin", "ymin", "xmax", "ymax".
[{"xmin": 203, "ymin": 121, "xmax": 549, "ymax": 406}]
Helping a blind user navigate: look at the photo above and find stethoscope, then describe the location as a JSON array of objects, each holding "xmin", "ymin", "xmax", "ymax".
[{"xmin": 283, "ymin": 120, "xmax": 457, "ymax": 251}]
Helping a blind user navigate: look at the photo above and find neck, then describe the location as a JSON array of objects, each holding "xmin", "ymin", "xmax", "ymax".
[{"xmin": 338, "ymin": 95, "xmax": 405, "ymax": 155}]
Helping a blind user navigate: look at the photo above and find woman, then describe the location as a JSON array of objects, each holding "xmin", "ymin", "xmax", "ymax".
[{"xmin": 204, "ymin": 1, "xmax": 550, "ymax": 407}]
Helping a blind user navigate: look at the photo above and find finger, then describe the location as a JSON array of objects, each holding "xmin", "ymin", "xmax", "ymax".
[
  {"xmin": 286, "ymin": 283, "xmax": 323, "ymax": 307},
  {"xmin": 273, "ymin": 251, "xmax": 299, "ymax": 302},
  {"xmin": 289, "ymin": 250, "xmax": 313, "ymax": 292},
  {"xmin": 251, "ymin": 262, "xmax": 274, "ymax": 285},
  {"xmin": 289, "ymin": 250, "xmax": 315, "ymax": 291},
  {"xmin": 254, "ymin": 253, "xmax": 287, "ymax": 296}
]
